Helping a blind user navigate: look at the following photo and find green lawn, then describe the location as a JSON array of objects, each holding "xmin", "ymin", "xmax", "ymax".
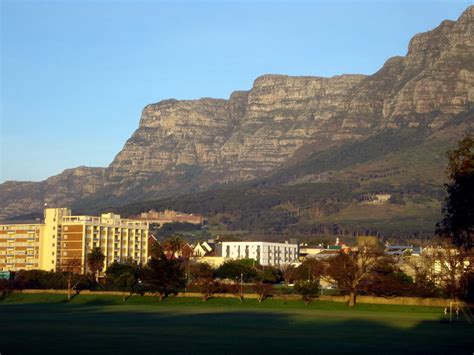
[{"xmin": 1, "ymin": 293, "xmax": 473, "ymax": 354}]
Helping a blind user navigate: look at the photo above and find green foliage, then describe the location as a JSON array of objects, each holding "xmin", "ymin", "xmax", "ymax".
[
  {"xmin": 12, "ymin": 270, "xmax": 66, "ymax": 289},
  {"xmin": 155, "ymin": 222, "xmax": 202, "ymax": 238},
  {"xmin": 188, "ymin": 262, "xmax": 215, "ymax": 282},
  {"xmin": 105, "ymin": 261, "xmax": 140, "ymax": 295},
  {"xmin": 87, "ymin": 247, "xmax": 105, "ymax": 280},
  {"xmin": 436, "ymin": 134, "xmax": 474, "ymax": 250},
  {"xmin": 111, "ymin": 128, "xmax": 454, "ymax": 238},
  {"xmin": 215, "ymin": 259, "xmax": 258, "ymax": 282},
  {"xmin": 257, "ymin": 266, "xmax": 282, "ymax": 284},
  {"xmin": 294, "ymin": 281, "xmax": 320, "ymax": 305},
  {"xmin": 140, "ymin": 256, "xmax": 186, "ymax": 301}
]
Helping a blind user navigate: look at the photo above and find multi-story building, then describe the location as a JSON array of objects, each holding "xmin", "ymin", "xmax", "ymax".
[
  {"xmin": 0, "ymin": 208, "xmax": 149, "ymax": 275},
  {"xmin": 0, "ymin": 223, "xmax": 43, "ymax": 271},
  {"xmin": 138, "ymin": 209, "xmax": 205, "ymax": 226},
  {"xmin": 217, "ymin": 241, "xmax": 298, "ymax": 267}
]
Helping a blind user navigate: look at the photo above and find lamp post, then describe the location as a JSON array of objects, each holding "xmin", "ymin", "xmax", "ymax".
[{"xmin": 240, "ymin": 272, "xmax": 243, "ymax": 295}]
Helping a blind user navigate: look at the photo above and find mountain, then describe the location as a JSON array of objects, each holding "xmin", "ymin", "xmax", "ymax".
[{"xmin": 1, "ymin": 6, "xmax": 473, "ymax": 236}]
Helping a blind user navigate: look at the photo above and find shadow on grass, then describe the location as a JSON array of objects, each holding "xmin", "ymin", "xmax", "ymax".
[{"xmin": 0, "ymin": 301, "xmax": 472, "ymax": 355}]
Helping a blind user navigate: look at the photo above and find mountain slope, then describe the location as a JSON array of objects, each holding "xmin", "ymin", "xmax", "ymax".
[{"xmin": 1, "ymin": 6, "xmax": 473, "ymax": 222}]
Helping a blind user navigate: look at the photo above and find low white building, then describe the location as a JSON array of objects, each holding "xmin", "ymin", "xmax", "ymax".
[{"xmin": 217, "ymin": 241, "xmax": 298, "ymax": 267}]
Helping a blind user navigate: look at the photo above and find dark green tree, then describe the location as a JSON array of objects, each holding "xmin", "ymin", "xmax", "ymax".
[
  {"xmin": 141, "ymin": 255, "xmax": 186, "ymax": 301},
  {"xmin": 294, "ymin": 280, "xmax": 320, "ymax": 305},
  {"xmin": 87, "ymin": 247, "xmax": 105, "ymax": 282},
  {"xmin": 215, "ymin": 259, "xmax": 258, "ymax": 282},
  {"xmin": 436, "ymin": 134, "xmax": 474, "ymax": 250},
  {"xmin": 257, "ymin": 266, "xmax": 282, "ymax": 284},
  {"xmin": 105, "ymin": 261, "xmax": 141, "ymax": 300}
]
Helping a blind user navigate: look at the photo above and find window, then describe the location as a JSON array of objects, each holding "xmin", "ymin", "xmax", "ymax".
[
  {"xmin": 226, "ymin": 246, "xmax": 230, "ymax": 257},
  {"xmin": 63, "ymin": 252, "xmax": 67, "ymax": 256},
  {"xmin": 63, "ymin": 243, "xmax": 67, "ymax": 248}
]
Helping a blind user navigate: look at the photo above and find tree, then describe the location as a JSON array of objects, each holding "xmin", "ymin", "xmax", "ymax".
[
  {"xmin": 252, "ymin": 282, "xmax": 273, "ymax": 303},
  {"xmin": 59, "ymin": 257, "xmax": 82, "ymax": 301},
  {"xmin": 403, "ymin": 254, "xmax": 439, "ymax": 297},
  {"xmin": 295, "ymin": 258, "xmax": 324, "ymax": 283},
  {"xmin": 281, "ymin": 264, "xmax": 298, "ymax": 286},
  {"xmin": 360, "ymin": 255, "xmax": 413, "ymax": 298},
  {"xmin": 188, "ymin": 262, "xmax": 214, "ymax": 283},
  {"xmin": 162, "ymin": 236, "xmax": 186, "ymax": 259},
  {"xmin": 188, "ymin": 262, "xmax": 218, "ymax": 302},
  {"xmin": 294, "ymin": 280, "xmax": 320, "ymax": 305},
  {"xmin": 436, "ymin": 134, "xmax": 474, "ymax": 250},
  {"xmin": 215, "ymin": 259, "xmax": 258, "ymax": 282},
  {"xmin": 195, "ymin": 279, "xmax": 220, "ymax": 302},
  {"xmin": 226, "ymin": 282, "xmax": 245, "ymax": 302},
  {"xmin": 422, "ymin": 243, "xmax": 473, "ymax": 299},
  {"xmin": 141, "ymin": 255, "xmax": 186, "ymax": 301},
  {"xmin": 105, "ymin": 261, "xmax": 141, "ymax": 301},
  {"xmin": 87, "ymin": 247, "xmax": 105, "ymax": 282},
  {"xmin": 257, "ymin": 266, "xmax": 282, "ymax": 284},
  {"xmin": 326, "ymin": 247, "xmax": 380, "ymax": 307}
]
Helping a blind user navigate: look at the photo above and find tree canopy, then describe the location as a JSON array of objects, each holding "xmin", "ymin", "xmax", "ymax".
[
  {"xmin": 437, "ymin": 134, "xmax": 474, "ymax": 250},
  {"xmin": 87, "ymin": 247, "xmax": 105, "ymax": 281}
]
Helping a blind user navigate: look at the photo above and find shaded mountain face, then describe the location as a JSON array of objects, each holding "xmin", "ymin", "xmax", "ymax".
[{"xmin": 1, "ymin": 6, "xmax": 473, "ymax": 221}]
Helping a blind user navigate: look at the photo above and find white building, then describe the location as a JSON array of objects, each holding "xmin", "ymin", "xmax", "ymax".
[{"xmin": 218, "ymin": 241, "xmax": 298, "ymax": 267}]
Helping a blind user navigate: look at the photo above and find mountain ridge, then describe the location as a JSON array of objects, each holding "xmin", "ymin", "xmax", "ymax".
[{"xmin": 1, "ymin": 5, "xmax": 473, "ymax": 224}]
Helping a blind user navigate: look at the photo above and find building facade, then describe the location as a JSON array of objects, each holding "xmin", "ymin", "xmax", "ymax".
[
  {"xmin": 0, "ymin": 223, "xmax": 43, "ymax": 271},
  {"xmin": 218, "ymin": 241, "xmax": 298, "ymax": 267},
  {"xmin": 0, "ymin": 208, "xmax": 149, "ymax": 275}
]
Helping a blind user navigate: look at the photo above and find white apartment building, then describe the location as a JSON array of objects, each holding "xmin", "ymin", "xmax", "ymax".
[{"xmin": 218, "ymin": 241, "xmax": 298, "ymax": 267}]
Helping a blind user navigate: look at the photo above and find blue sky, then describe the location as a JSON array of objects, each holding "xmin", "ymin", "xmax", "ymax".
[{"xmin": 1, "ymin": 0, "xmax": 471, "ymax": 182}]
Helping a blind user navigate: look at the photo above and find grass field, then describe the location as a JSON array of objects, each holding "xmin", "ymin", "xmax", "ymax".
[{"xmin": 1, "ymin": 293, "xmax": 473, "ymax": 354}]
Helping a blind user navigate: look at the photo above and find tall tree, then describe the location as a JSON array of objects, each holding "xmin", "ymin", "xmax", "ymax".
[
  {"xmin": 326, "ymin": 247, "xmax": 380, "ymax": 307},
  {"xmin": 87, "ymin": 247, "xmax": 105, "ymax": 282},
  {"xmin": 437, "ymin": 134, "xmax": 474, "ymax": 250},
  {"xmin": 59, "ymin": 257, "xmax": 82, "ymax": 301},
  {"xmin": 105, "ymin": 261, "xmax": 141, "ymax": 301},
  {"xmin": 141, "ymin": 255, "xmax": 186, "ymax": 301}
]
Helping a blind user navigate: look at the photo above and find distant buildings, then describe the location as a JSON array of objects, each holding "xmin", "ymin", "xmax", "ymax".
[
  {"xmin": 137, "ymin": 209, "xmax": 205, "ymax": 226},
  {"xmin": 218, "ymin": 241, "xmax": 299, "ymax": 267},
  {"xmin": 0, "ymin": 208, "xmax": 149, "ymax": 274}
]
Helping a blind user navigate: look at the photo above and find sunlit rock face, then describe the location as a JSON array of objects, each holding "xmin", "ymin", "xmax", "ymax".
[{"xmin": 1, "ymin": 6, "xmax": 473, "ymax": 218}]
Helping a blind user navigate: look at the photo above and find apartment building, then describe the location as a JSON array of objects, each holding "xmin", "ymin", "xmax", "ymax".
[
  {"xmin": 218, "ymin": 241, "xmax": 298, "ymax": 267},
  {"xmin": 0, "ymin": 223, "xmax": 43, "ymax": 271},
  {"xmin": 0, "ymin": 208, "xmax": 149, "ymax": 275}
]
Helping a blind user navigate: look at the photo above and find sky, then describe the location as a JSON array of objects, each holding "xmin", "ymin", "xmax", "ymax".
[{"xmin": 1, "ymin": 0, "xmax": 471, "ymax": 182}]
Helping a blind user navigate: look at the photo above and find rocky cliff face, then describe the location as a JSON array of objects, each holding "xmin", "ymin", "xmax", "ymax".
[{"xmin": 1, "ymin": 6, "xmax": 473, "ymax": 219}]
